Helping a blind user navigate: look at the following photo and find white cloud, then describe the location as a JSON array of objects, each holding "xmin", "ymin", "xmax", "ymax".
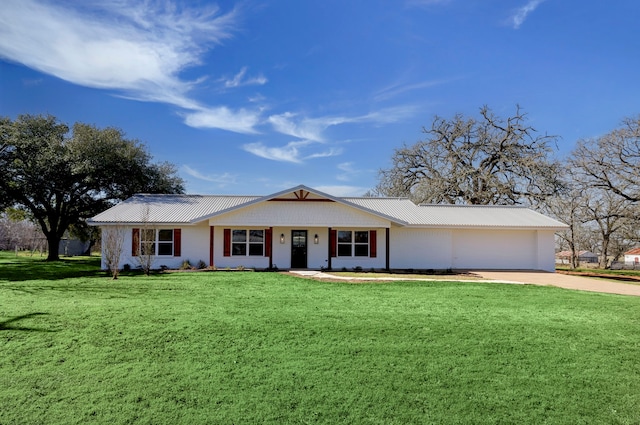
[
  {"xmin": 182, "ymin": 106, "xmax": 261, "ymax": 134},
  {"xmin": 268, "ymin": 107, "xmax": 418, "ymax": 141},
  {"xmin": 373, "ymin": 78, "xmax": 456, "ymax": 102},
  {"xmin": 182, "ymin": 165, "xmax": 237, "ymax": 185},
  {"xmin": 242, "ymin": 141, "xmax": 310, "ymax": 163},
  {"xmin": 0, "ymin": 0, "xmax": 267, "ymax": 132},
  {"xmin": 336, "ymin": 162, "xmax": 356, "ymax": 182},
  {"xmin": 510, "ymin": 0, "xmax": 545, "ymax": 29},
  {"xmin": 242, "ymin": 140, "xmax": 342, "ymax": 163},
  {"xmin": 222, "ymin": 67, "xmax": 267, "ymax": 88}
]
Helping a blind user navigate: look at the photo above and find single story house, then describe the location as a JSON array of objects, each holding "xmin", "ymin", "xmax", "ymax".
[
  {"xmin": 88, "ymin": 185, "xmax": 568, "ymax": 272},
  {"xmin": 624, "ymin": 247, "xmax": 640, "ymax": 265},
  {"xmin": 555, "ymin": 250, "xmax": 599, "ymax": 264}
]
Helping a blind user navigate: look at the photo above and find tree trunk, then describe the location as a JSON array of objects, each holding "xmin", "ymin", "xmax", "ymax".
[{"xmin": 46, "ymin": 233, "xmax": 61, "ymax": 261}]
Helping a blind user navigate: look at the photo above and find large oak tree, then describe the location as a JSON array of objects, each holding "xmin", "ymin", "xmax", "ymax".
[
  {"xmin": 0, "ymin": 114, "xmax": 184, "ymax": 261},
  {"xmin": 571, "ymin": 116, "xmax": 640, "ymax": 204},
  {"xmin": 376, "ymin": 106, "xmax": 563, "ymax": 205}
]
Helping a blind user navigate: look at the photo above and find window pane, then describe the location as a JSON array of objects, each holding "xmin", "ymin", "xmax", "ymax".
[
  {"xmin": 232, "ymin": 230, "xmax": 246, "ymax": 242},
  {"xmin": 141, "ymin": 242, "xmax": 156, "ymax": 255},
  {"xmin": 354, "ymin": 231, "xmax": 368, "ymax": 243},
  {"xmin": 249, "ymin": 230, "xmax": 264, "ymax": 242},
  {"xmin": 249, "ymin": 243, "xmax": 263, "ymax": 256},
  {"xmin": 337, "ymin": 244, "xmax": 351, "ymax": 257},
  {"xmin": 232, "ymin": 243, "xmax": 246, "ymax": 256},
  {"xmin": 338, "ymin": 231, "xmax": 352, "ymax": 243},
  {"xmin": 158, "ymin": 229, "xmax": 173, "ymax": 241},
  {"xmin": 354, "ymin": 244, "xmax": 369, "ymax": 257},
  {"xmin": 142, "ymin": 229, "xmax": 155, "ymax": 241},
  {"xmin": 158, "ymin": 242, "xmax": 173, "ymax": 256}
]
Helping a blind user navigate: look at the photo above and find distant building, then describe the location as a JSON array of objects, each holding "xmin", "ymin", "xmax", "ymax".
[
  {"xmin": 59, "ymin": 238, "xmax": 90, "ymax": 256},
  {"xmin": 556, "ymin": 250, "xmax": 598, "ymax": 264},
  {"xmin": 624, "ymin": 247, "xmax": 640, "ymax": 265}
]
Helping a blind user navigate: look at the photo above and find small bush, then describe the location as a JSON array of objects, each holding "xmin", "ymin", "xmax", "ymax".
[
  {"xmin": 122, "ymin": 264, "xmax": 131, "ymax": 272},
  {"xmin": 180, "ymin": 260, "xmax": 192, "ymax": 270},
  {"xmin": 197, "ymin": 260, "xmax": 207, "ymax": 269},
  {"xmin": 353, "ymin": 266, "xmax": 363, "ymax": 272}
]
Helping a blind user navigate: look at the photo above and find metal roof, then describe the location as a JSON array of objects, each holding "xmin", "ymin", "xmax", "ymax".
[
  {"xmin": 88, "ymin": 194, "xmax": 260, "ymax": 225},
  {"xmin": 410, "ymin": 204, "xmax": 568, "ymax": 229},
  {"xmin": 89, "ymin": 186, "xmax": 568, "ymax": 230}
]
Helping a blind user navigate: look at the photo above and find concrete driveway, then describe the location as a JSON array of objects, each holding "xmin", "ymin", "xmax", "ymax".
[{"xmin": 471, "ymin": 270, "xmax": 640, "ymax": 296}]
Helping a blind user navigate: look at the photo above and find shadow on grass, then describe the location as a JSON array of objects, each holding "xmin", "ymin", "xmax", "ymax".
[
  {"xmin": 0, "ymin": 255, "xmax": 105, "ymax": 282},
  {"xmin": 0, "ymin": 312, "xmax": 54, "ymax": 332}
]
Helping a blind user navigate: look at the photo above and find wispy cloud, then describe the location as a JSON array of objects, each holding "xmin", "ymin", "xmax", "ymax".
[
  {"xmin": 242, "ymin": 140, "xmax": 342, "ymax": 163},
  {"xmin": 182, "ymin": 166, "xmax": 237, "ymax": 185},
  {"xmin": 268, "ymin": 106, "xmax": 418, "ymax": 141},
  {"xmin": 222, "ymin": 67, "xmax": 267, "ymax": 88},
  {"xmin": 336, "ymin": 162, "xmax": 361, "ymax": 182},
  {"xmin": 181, "ymin": 106, "xmax": 261, "ymax": 134},
  {"xmin": 509, "ymin": 0, "xmax": 546, "ymax": 29},
  {"xmin": 373, "ymin": 78, "xmax": 456, "ymax": 102},
  {"xmin": 0, "ymin": 0, "xmax": 263, "ymax": 132}
]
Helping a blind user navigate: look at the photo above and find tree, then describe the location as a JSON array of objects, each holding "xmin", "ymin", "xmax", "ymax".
[
  {"xmin": 579, "ymin": 188, "xmax": 629, "ymax": 269},
  {"xmin": 544, "ymin": 181, "xmax": 586, "ymax": 269},
  {"xmin": 102, "ymin": 225, "xmax": 126, "ymax": 279},
  {"xmin": 0, "ymin": 114, "xmax": 185, "ymax": 261},
  {"xmin": 571, "ymin": 116, "xmax": 640, "ymax": 204},
  {"xmin": 376, "ymin": 106, "xmax": 563, "ymax": 205}
]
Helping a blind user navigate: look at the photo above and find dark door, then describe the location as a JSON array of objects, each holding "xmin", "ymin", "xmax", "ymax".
[{"xmin": 291, "ymin": 230, "xmax": 307, "ymax": 268}]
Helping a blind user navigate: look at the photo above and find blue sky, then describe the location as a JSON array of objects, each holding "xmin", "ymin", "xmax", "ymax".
[{"xmin": 1, "ymin": 0, "xmax": 638, "ymax": 196}]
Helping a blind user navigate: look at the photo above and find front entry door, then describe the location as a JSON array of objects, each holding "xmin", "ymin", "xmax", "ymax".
[{"xmin": 291, "ymin": 230, "xmax": 307, "ymax": 268}]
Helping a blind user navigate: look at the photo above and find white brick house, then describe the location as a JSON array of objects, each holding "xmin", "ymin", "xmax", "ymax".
[{"xmin": 88, "ymin": 185, "xmax": 568, "ymax": 272}]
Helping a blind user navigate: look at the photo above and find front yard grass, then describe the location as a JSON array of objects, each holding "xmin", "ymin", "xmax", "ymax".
[{"xmin": 2, "ymin": 253, "xmax": 640, "ymax": 424}]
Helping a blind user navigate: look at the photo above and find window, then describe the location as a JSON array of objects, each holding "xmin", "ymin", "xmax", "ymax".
[
  {"xmin": 158, "ymin": 229, "xmax": 174, "ymax": 256},
  {"xmin": 141, "ymin": 229, "xmax": 156, "ymax": 256},
  {"xmin": 354, "ymin": 231, "xmax": 369, "ymax": 257},
  {"xmin": 337, "ymin": 230, "xmax": 369, "ymax": 257},
  {"xmin": 232, "ymin": 229, "xmax": 264, "ymax": 256},
  {"xmin": 337, "ymin": 231, "xmax": 352, "ymax": 256},
  {"xmin": 140, "ymin": 229, "xmax": 173, "ymax": 256}
]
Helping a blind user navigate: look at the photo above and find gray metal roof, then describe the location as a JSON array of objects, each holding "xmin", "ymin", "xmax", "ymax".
[
  {"xmin": 410, "ymin": 204, "xmax": 568, "ymax": 229},
  {"xmin": 88, "ymin": 194, "xmax": 260, "ymax": 225},
  {"xmin": 89, "ymin": 186, "xmax": 568, "ymax": 230}
]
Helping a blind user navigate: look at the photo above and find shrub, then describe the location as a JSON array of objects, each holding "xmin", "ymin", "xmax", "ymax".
[
  {"xmin": 122, "ymin": 264, "xmax": 131, "ymax": 272},
  {"xmin": 180, "ymin": 260, "xmax": 192, "ymax": 270},
  {"xmin": 197, "ymin": 260, "xmax": 207, "ymax": 269}
]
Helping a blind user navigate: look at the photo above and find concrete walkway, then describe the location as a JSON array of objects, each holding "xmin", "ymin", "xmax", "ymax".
[
  {"xmin": 289, "ymin": 270, "xmax": 640, "ymax": 297},
  {"xmin": 471, "ymin": 270, "xmax": 640, "ymax": 296}
]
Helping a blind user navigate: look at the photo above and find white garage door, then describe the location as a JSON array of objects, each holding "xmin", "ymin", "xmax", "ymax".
[{"xmin": 452, "ymin": 229, "xmax": 537, "ymax": 270}]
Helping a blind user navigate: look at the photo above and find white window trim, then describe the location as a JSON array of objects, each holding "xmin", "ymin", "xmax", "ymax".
[
  {"xmin": 337, "ymin": 230, "xmax": 370, "ymax": 257},
  {"xmin": 232, "ymin": 229, "xmax": 264, "ymax": 257},
  {"xmin": 140, "ymin": 228, "xmax": 174, "ymax": 256}
]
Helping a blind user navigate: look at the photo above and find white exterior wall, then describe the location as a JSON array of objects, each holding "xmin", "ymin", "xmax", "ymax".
[
  {"xmin": 536, "ymin": 231, "xmax": 556, "ymax": 272},
  {"xmin": 625, "ymin": 254, "xmax": 640, "ymax": 264},
  {"xmin": 100, "ymin": 217, "xmax": 558, "ymax": 272},
  {"xmin": 389, "ymin": 228, "xmax": 453, "ymax": 270},
  {"xmin": 388, "ymin": 228, "xmax": 556, "ymax": 272},
  {"xmin": 330, "ymin": 228, "xmax": 387, "ymax": 270},
  {"xmin": 211, "ymin": 226, "xmax": 386, "ymax": 270},
  {"xmin": 102, "ymin": 223, "xmax": 210, "ymax": 270},
  {"xmin": 270, "ymin": 227, "xmax": 329, "ymax": 270}
]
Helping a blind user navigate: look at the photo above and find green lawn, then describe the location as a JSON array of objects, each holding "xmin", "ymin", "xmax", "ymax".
[{"xmin": 2, "ymin": 253, "xmax": 640, "ymax": 424}]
